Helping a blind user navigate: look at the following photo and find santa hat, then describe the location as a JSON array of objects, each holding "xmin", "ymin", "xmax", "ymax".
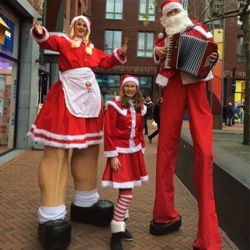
[
  {"xmin": 70, "ymin": 15, "xmax": 91, "ymax": 33},
  {"xmin": 161, "ymin": 0, "xmax": 184, "ymax": 16},
  {"xmin": 120, "ymin": 74, "xmax": 139, "ymax": 90}
]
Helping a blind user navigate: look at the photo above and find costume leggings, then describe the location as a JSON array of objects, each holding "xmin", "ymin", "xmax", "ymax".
[
  {"xmin": 153, "ymin": 74, "xmax": 221, "ymax": 250},
  {"xmin": 114, "ymin": 189, "xmax": 132, "ymax": 222}
]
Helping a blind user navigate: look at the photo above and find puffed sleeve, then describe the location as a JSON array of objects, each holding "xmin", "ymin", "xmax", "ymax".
[{"xmin": 104, "ymin": 104, "xmax": 118, "ymax": 157}]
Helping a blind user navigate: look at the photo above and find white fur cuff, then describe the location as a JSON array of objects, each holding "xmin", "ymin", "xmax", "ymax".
[{"xmin": 110, "ymin": 220, "xmax": 126, "ymax": 233}]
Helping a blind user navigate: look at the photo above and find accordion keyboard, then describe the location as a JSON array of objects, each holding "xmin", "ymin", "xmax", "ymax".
[{"xmin": 164, "ymin": 36, "xmax": 173, "ymax": 69}]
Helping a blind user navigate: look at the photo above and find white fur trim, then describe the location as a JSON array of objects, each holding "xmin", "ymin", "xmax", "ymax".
[
  {"xmin": 110, "ymin": 220, "xmax": 126, "ymax": 233},
  {"xmin": 27, "ymin": 124, "xmax": 103, "ymax": 149},
  {"xmin": 141, "ymin": 105, "xmax": 147, "ymax": 116},
  {"xmin": 113, "ymin": 48, "xmax": 127, "ymax": 64},
  {"xmin": 102, "ymin": 177, "xmax": 148, "ymax": 189},
  {"xmin": 125, "ymin": 210, "xmax": 129, "ymax": 219},
  {"xmin": 116, "ymin": 144, "xmax": 142, "ymax": 154},
  {"xmin": 192, "ymin": 25, "xmax": 213, "ymax": 39},
  {"xmin": 30, "ymin": 27, "xmax": 49, "ymax": 43},
  {"xmin": 104, "ymin": 150, "xmax": 118, "ymax": 158},
  {"xmin": 158, "ymin": 32, "xmax": 164, "ymax": 39},
  {"xmin": 155, "ymin": 74, "xmax": 169, "ymax": 87},
  {"xmin": 70, "ymin": 16, "xmax": 91, "ymax": 32},
  {"xmin": 162, "ymin": 2, "xmax": 184, "ymax": 16},
  {"xmin": 153, "ymin": 47, "xmax": 161, "ymax": 64},
  {"xmin": 122, "ymin": 77, "xmax": 139, "ymax": 86},
  {"xmin": 106, "ymin": 101, "xmax": 127, "ymax": 116}
]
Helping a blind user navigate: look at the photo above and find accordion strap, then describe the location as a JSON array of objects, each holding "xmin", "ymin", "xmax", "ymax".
[{"xmin": 183, "ymin": 23, "xmax": 201, "ymax": 33}]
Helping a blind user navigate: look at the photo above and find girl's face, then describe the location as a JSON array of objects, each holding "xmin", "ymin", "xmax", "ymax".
[
  {"xmin": 74, "ymin": 19, "xmax": 88, "ymax": 38},
  {"xmin": 123, "ymin": 81, "xmax": 137, "ymax": 99}
]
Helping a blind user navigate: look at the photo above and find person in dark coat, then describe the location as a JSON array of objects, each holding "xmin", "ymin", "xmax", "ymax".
[
  {"xmin": 226, "ymin": 102, "xmax": 234, "ymax": 126},
  {"xmin": 148, "ymin": 97, "xmax": 163, "ymax": 143},
  {"xmin": 144, "ymin": 96, "xmax": 153, "ymax": 135},
  {"xmin": 222, "ymin": 103, "xmax": 227, "ymax": 125}
]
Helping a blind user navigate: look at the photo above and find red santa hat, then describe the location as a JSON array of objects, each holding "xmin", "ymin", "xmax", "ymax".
[
  {"xmin": 70, "ymin": 15, "xmax": 91, "ymax": 33},
  {"xmin": 120, "ymin": 74, "xmax": 139, "ymax": 90},
  {"xmin": 158, "ymin": 0, "xmax": 184, "ymax": 39},
  {"xmin": 161, "ymin": 0, "xmax": 184, "ymax": 16}
]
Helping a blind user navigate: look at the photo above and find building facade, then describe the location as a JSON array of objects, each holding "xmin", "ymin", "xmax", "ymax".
[
  {"xmin": 90, "ymin": 0, "xmax": 162, "ymax": 107},
  {"xmin": 0, "ymin": 0, "xmax": 91, "ymax": 155},
  {"xmin": 0, "ymin": 0, "xmax": 246, "ymax": 155}
]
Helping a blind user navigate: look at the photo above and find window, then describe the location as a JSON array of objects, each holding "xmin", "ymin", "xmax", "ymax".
[
  {"xmin": 137, "ymin": 32, "xmax": 154, "ymax": 57},
  {"xmin": 138, "ymin": 0, "xmax": 155, "ymax": 22},
  {"xmin": 104, "ymin": 30, "xmax": 122, "ymax": 54},
  {"xmin": 106, "ymin": 0, "xmax": 123, "ymax": 20},
  {"xmin": 236, "ymin": 36, "xmax": 245, "ymax": 62}
]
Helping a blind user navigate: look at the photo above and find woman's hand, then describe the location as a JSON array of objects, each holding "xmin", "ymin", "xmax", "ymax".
[
  {"xmin": 119, "ymin": 44, "xmax": 128, "ymax": 56},
  {"xmin": 209, "ymin": 52, "xmax": 218, "ymax": 63},
  {"xmin": 110, "ymin": 157, "xmax": 121, "ymax": 173},
  {"xmin": 155, "ymin": 46, "xmax": 167, "ymax": 60},
  {"xmin": 33, "ymin": 20, "xmax": 43, "ymax": 36}
]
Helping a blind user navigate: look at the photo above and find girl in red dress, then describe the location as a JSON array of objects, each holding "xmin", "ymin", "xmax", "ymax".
[{"xmin": 102, "ymin": 74, "xmax": 148, "ymax": 250}]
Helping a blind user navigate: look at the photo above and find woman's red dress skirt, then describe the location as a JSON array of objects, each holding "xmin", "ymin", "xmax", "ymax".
[{"xmin": 27, "ymin": 81, "xmax": 104, "ymax": 149}]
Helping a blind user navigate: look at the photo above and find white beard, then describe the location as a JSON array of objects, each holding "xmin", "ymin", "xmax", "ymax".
[{"xmin": 160, "ymin": 10, "xmax": 189, "ymax": 35}]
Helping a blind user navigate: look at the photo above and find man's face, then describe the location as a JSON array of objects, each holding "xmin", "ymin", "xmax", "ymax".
[{"xmin": 167, "ymin": 8, "xmax": 181, "ymax": 17}]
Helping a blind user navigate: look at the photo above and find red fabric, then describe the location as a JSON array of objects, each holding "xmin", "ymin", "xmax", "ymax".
[
  {"xmin": 102, "ymin": 99, "xmax": 148, "ymax": 188},
  {"xmin": 104, "ymin": 100, "xmax": 145, "ymax": 152},
  {"xmin": 29, "ymin": 82, "xmax": 103, "ymax": 148},
  {"xmin": 29, "ymin": 31, "xmax": 126, "ymax": 148},
  {"xmin": 153, "ymin": 73, "xmax": 222, "ymax": 250}
]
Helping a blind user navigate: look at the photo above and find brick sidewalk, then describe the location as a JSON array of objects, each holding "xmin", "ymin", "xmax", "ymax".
[{"xmin": 0, "ymin": 123, "xmax": 239, "ymax": 250}]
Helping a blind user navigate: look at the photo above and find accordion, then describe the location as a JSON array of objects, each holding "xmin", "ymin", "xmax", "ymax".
[{"xmin": 164, "ymin": 32, "xmax": 218, "ymax": 78}]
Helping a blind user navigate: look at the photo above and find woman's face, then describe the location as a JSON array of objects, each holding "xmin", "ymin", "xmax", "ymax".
[
  {"xmin": 74, "ymin": 19, "xmax": 88, "ymax": 38},
  {"xmin": 123, "ymin": 81, "xmax": 137, "ymax": 99}
]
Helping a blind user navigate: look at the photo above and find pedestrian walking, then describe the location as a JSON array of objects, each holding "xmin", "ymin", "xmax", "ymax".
[{"xmin": 148, "ymin": 97, "xmax": 163, "ymax": 143}]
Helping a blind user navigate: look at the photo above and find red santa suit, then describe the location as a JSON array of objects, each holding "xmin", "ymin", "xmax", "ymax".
[
  {"xmin": 102, "ymin": 96, "xmax": 148, "ymax": 188},
  {"xmin": 151, "ymin": 20, "xmax": 222, "ymax": 250},
  {"xmin": 27, "ymin": 27, "xmax": 126, "ymax": 148}
]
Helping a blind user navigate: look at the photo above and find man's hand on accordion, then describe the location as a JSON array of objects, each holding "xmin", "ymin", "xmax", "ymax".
[
  {"xmin": 155, "ymin": 46, "xmax": 167, "ymax": 60},
  {"xmin": 209, "ymin": 52, "xmax": 218, "ymax": 64}
]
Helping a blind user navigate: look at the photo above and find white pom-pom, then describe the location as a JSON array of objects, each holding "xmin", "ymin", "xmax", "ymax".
[{"xmin": 158, "ymin": 33, "xmax": 164, "ymax": 39}]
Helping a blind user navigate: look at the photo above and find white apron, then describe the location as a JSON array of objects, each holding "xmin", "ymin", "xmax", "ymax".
[{"xmin": 60, "ymin": 67, "xmax": 101, "ymax": 117}]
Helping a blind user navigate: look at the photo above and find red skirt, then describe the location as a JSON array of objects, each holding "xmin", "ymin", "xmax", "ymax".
[
  {"xmin": 102, "ymin": 150, "xmax": 148, "ymax": 189},
  {"xmin": 27, "ymin": 81, "xmax": 104, "ymax": 148}
]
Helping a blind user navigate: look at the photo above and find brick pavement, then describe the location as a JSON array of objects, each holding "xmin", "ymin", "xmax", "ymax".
[{"xmin": 0, "ymin": 122, "xmax": 240, "ymax": 250}]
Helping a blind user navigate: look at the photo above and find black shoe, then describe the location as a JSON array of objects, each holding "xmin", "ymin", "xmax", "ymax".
[
  {"xmin": 148, "ymin": 136, "xmax": 152, "ymax": 143},
  {"xmin": 70, "ymin": 200, "xmax": 114, "ymax": 227},
  {"xmin": 144, "ymin": 133, "xmax": 148, "ymax": 135},
  {"xmin": 38, "ymin": 220, "xmax": 71, "ymax": 250},
  {"xmin": 122, "ymin": 228, "xmax": 133, "ymax": 241},
  {"xmin": 110, "ymin": 232, "xmax": 123, "ymax": 250},
  {"xmin": 149, "ymin": 216, "xmax": 182, "ymax": 236}
]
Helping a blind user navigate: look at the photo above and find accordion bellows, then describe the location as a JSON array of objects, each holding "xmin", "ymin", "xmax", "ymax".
[{"xmin": 164, "ymin": 33, "xmax": 218, "ymax": 78}]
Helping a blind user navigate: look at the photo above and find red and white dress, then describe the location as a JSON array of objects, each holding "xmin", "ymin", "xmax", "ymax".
[
  {"xmin": 27, "ymin": 27, "xmax": 126, "ymax": 148},
  {"xmin": 102, "ymin": 97, "xmax": 148, "ymax": 189}
]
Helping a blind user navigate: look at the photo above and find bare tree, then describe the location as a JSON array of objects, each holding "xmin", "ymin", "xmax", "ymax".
[{"xmin": 201, "ymin": 0, "xmax": 250, "ymax": 145}]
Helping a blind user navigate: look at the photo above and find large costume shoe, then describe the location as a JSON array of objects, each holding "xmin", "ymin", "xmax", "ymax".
[
  {"xmin": 70, "ymin": 200, "xmax": 114, "ymax": 227},
  {"xmin": 149, "ymin": 216, "xmax": 182, "ymax": 236},
  {"xmin": 38, "ymin": 219, "xmax": 71, "ymax": 250}
]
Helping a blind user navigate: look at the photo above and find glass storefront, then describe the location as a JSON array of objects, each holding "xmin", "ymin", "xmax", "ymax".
[
  {"xmin": 96, "ymin": 73, "xmax": 153, "ymax": 110},
  {"xmin": 0, "ymin": 4, "xmax": 19, "ymax": 154}
]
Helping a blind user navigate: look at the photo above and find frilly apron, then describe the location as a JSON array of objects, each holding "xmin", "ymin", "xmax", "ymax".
[{"xmin": 60, "ymin": 67, "xmax": 101, "ymax": 117}]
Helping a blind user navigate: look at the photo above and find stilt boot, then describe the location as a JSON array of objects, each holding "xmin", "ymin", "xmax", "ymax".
[
  {"xmin": 110, "ymin": 220, "xmax": 125, "ymax": 250},
  {"xmin": 122, "ymin": 210, "xmax": 133, "ymax": 241},
  {"xmin": 38, "ymin": 219, "xmax": 71, "ymax": 250},
  {"xmin": 70, "ymin": 200, "xmax": 114, "ymax": 227}
]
